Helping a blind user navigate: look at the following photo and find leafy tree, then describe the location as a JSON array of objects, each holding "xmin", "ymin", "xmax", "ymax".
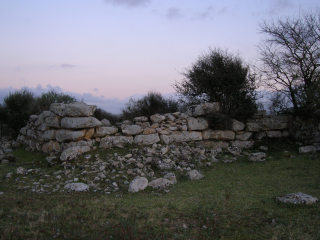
[
  {"xmin": 3, "ymin": 89, "xmax": 35, "ymax": 137},
  {"xmin": 31, "ymin": 90, "xmax": 77, "ymax": 114},
  {"xmin": 121, "ymin": 91, "xmax": 180, "ymax": 120},
  {"xmin": 258, "ymin": 8, "xmax": 320, "ymax": 117},
  {"xmin": 173, "ymin": 47, "xmax": 257, "ymax": 121}
]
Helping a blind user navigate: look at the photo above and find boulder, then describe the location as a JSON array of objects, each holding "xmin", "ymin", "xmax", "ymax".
[
  {"xmin": 55, "ymin": 129, "xmax": 86, "ymax": 142},
  {"xmin": 44, "ymin": 115, "xmax": 61, "ymax": 128},
  {"xmin": 143, "ymin": 128, "xmax": 157, "ymax": 135},
  {"xmin": 187, "ymin": 117, "xmax": 209, "ymax": 131},
  {"xmin": 42, "ymin": 141, "xmax": 61, "ymax": 153},
  {"xmin": 64, "ymin": 183, "xmax": 89, "ymax": 192},
  {"xmin": 150, "ymin": 114, "xmax": 166, "ymax": 123},
  {"xmin": 185, "ymin": 102, "xmax": 220, "ymax": 117},
  {"xmin": 93, "ymin": 127, "xmax": 118, "ymax": 137},
  {"xmin": 163, "ymin": 172, "xmax": 177, "ymax": 184},
  {"xmin": 61, "ymin": 117, "xmax": 101, "ymax": 129},
  {"xmin": 230, "ymin": 140, "xmax": 255, "ymax": 149},
  {"xmin": 248, "ymin": 152, "xmax": 267, "ymax": 162},
  {"xmin": 128, "ymin": 177, "xmax": 148, "ymax": 193},
  {"xmin": 276, "ymin": 192, "xmax": 318, "ymax": 205},
  {"xmin": 84, "ymin": 128, "xmax": 95, "ymax": 139},
  {"xmin": 260, "ymin": 117, "xmax": 288, "ymax": 130},
  {"xmin": 267, "ymin": 131, "xmax": 282, "ymax": 138},
  {"xmin": 235, "ymin": 132, "xmax": 253, "ymax": 141},
  {"xmin": 99, "ymin": 136, "xmax": 133, "ymax": 148},
  {"xmin": 42, "ymin": 130, "xmax": 56, "ymax": 141},
  {"xmin": 134, "ymin": 133, "xmax": 160, "ymax": 145},
  {"xmin": 186, "ymin": 170, "xmax": 204, "ymax": 180},
  {"xmin": 101, "ymin": 119, "xmax": 111, "ymax": 126},
  {"xmin": 160, "ymin": 131, "xmax": 202, "ymax": 144},
  {"xmin": 299, "ymin": 146, "xmax": 316, "ymax": 154},
  {"xmin": 133, "ymin": 116, "xmax": 148, "ymax": 122},
  {"xmin": 229, "ymin": 119, "xmax": 245, "ymax": 132},
  {"xmin": 148, "ymin": 178, "xmax": 171, "ymax": 189},
  {"xmin": 121, "ymin": 124, "xmax": 143, "ymax": 136},
  {"xmin": 16, "ymin": 167, "xmax": 26, "ymax": 175},
  {"xmin": 246, "ymin": 122, "xmax": 261, "ymax": 132},
  {"xmin": 60, "ymin": 146, "xmax": 91, "ymax": 161},
  {"xmin": 50, "ymin": 102, "xmax": 96, "ymax": 117},
  {"xmin": 202, "ymin": 130, "xmax": 235, "ymax": 140}
]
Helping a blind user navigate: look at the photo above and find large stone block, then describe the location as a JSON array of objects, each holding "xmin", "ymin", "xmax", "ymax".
[
  {"xmin": 230, "ymin": 140, "xmax": 255, "ymax": 149},
  {"xmin": 99, "ymin": 136, "xmax": 133, "ymax": 148},
  {"xmin": 187, "ymin": 117, "xmax": 209, "ymax": 131},
  {"xmin": 235, "ymin": 132, "xmax": 253, "ymax": 141},
  {"xmin": 267, "ymin": 131, "xmax": 282, "ymax": 138},
  {"xmin": 169, "ymin": 131, "xmax": 202, "ymax": 143},
  {"xmin": 60, "ymin": 146, "xmax": 91, "ymax": 161},
  {"xmin": 42, "ymin": 140, "xmax": 61, "ymax": 153},
  {"xmin": 93, "ymin": 127, "xmax": 118, "ymax": 137},
  {"xmin": 202, "ymin": 130, "xmax": 235, "ymax": 140},
  {"xmin": 246, "ymin": 122, "xmax": 261, "ymax": 132},
  {"xmin": 133, "ymin": 116, "xmax": 148, "ymax": 122},
  {"xmin": 228, "ymin": 119, "xmax": 245, "ymax": 132},
  {"xmin": 134, "ymin": 133, "xmax": 160, "ymax": 145},
  {"xmin": 150, "ymin": 114, "xmax": 166, "ymax": 123},
  {"xmin": 45, "ymin": 115, "xmax": 61, "ymax": 128},
  {"xmin": 61, "ymin": 117, "xmax": 101, "ymax": 129},
  {"xmin": 121, "ymin": 124, "xmax": 143, "ymax": 136},
  {"xmin": 185, "ymin": 102, "xmax": 220, "ymax": 117},
  {"xmin": 55, "ymin": 129, "xmax": 86, "ymax": 142},
  {"xmin": 50, "ymin": 102, "xmax": 96, "ymax": 117},
  {"xmin": 261, "ymin": 117, "xmax": 288, "ymax": 130},
  {"xmin": 42, "ymin": 130, "xmax": 57, "ymax": 141}
]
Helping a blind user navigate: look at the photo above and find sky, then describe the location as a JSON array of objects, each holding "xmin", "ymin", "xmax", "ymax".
[{"xmin": 0, "ymin": 0, "xmax": 319, "ymax": 113}]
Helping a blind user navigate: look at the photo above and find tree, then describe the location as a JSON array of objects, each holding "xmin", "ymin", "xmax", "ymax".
[
  {"xmin": 3, "ymin": 89, "xmax": 35, "ymax": 137},
  {"xmin": 258, "ymin": 8, "xmax": 320, "ymax": 117},
  {"xmin": 30, "ymin": 90, "xmax": 77, "ymax": 114},
  {"xmin": 121, "ymin": 91, "xmax": 180, "ymax": 120},
  {"xmin": 173, "ymin": 47, "xmax": 257, "ymax": 121}
]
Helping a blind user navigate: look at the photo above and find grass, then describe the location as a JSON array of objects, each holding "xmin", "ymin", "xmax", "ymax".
[{"xmin": 0, "ymin": 139, "xmax": 320, "ymax": 239}]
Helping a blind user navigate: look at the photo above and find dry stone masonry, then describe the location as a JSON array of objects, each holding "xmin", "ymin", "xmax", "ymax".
[{"xmin": 16, "ymin": 102, "xmax": 294, "ymax": 159}]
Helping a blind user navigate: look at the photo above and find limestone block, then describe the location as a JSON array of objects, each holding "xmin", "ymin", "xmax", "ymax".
[
  {"xmin": 186, "ymin": 170, "xmax": 204, "ymax": 180},
  {"xmin": 165, "ymin": 114, "xmax": 176, "ymax": 121},
  {"xmin": 299, "ymin": 146, "xmax": 316, "ymax": 154},
  {"xmin": 50, "ymin": 102, "xmax": 96, "ymax": 117},
  {"xmin": 163, "ymin": 172, "xmax": 177, "ymax": 184},
  {"xmin": 261, "ymin": 117, "xmax": 288, "ymax": 130},
  {"xmin": 61, "ymin": 117, "xmax": 101, "ymax": 129},
  {"xmin": 230, "ymin": 140, "xmax": 255, "ymax": 149},
  {"xmin": 45, "ymin": 115, "xmax": 61, "ymax": 128},
  {"xmin": 150, "ymin": 114, "xmax": 166, "ymax": 123},
  {"xmin": 42, "ymin": 130, "xmax": 57, "ymax": 141},
  {"xmin": 185, "ymin": 102, "xmax": 220, "ymax": 117},
  {"xmin": 134, "ymin": 133, "xmax": 160, "ymax": 145},
  {"xmin": 167, "ymin": 131, "xmax": 202, "ymax": 143},
  {"xmin": 148, "ymin": 178, "xmax": 171, "ymax": 189},
  {"xmin": 101, "ymin": 119, "xmax": 111, "ymax": 126},
  {"xmin": 187, "ymin": 117, "xmax": 209, "ymax": 131},
  {"xmin": 267, "ymin": 131, "xmax": 282, "ymax": 138},
  {"xmin": 93, "ymin": 127, "xmax": 118, "ymax": 137},
  {"xmin": 121, "ymin": 124, "xmax": 143, "ymax": 136},
  {"xmin": 235, "ymin": 132, "xmax": 253, "ymax": 141},
  {"xmin": 143, "ymin": 128, "xmax": 156, "ymax": 135},
  {"xmin": 84, "ymin": 128, "xmax": 95, "ymax": 139},
  {"xmin": 246, "ymin": 122, "xmax": 261, "ymax": 132},
  {"xmin": 160, "ymin": 135, "xmax": 170, "ymax": 145},
  {"xmin": 254, "ymin": 131, "xmax": 267, "ymax": 140},
  {"xmin": 56, "ymin": 129, "xmax": 86, "ymax": 142},
  {"xmin": 248, "ymin": 152, "xmax": 267, "ymax": 162},
  {"xmin": 229, "ymin": 119, "xmax": 245, "ymax": 132},
  {"xmin": 60, "ymin": 146, "xmax": 91, "ymax": 161},
  {"xmin": 64, "ymin": 183, "xmax": 89, "ymax": 192},
  {"xmin": 196, "ymin": 140, "xmax": 229, "ymax": 149},
  {"xmin": 42, "ymin": 140, "xmax": 61, "ymax": 153},
  {"xmin": 128, "ymin": 177, "xmax": 148, "ymax": 193},
  {"xmin": 276, "ymin": 192, "xmax": 318, "ymax": 205},
  {"xmin": 202, "ymin": 130, "xmax": 235, "ymax": 140},
  {"xmin": 99, "ymin": 136, "xmax": 133, "ymax": 148},
  {"xmin": 133, "ymin": 116, "xmax": 148, "ymax": 122}
]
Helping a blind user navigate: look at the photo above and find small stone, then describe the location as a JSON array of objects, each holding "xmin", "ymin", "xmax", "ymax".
[
  {"xmin": 276, "ymin": 192, "xmax": 318, "ymax": 205},
  {"xmin": 186, "ymin": 170, "xmax": 204, "ymax": 180}
]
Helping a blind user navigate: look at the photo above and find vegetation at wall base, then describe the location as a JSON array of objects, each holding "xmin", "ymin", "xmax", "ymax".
[{"xmin": 0, "ymin": 139, "xmax": 319, "ymax": 239}]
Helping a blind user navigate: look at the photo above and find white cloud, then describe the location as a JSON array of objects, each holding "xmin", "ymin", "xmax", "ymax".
[{"xmin": 105, "ymin": 0, "xmax": 151, "ymax": 8}]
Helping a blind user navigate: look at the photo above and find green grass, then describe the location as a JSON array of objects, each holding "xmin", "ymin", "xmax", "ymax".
[{"xmin": 0, "ymin": 139, "xmax": 320, "ymax": 239}]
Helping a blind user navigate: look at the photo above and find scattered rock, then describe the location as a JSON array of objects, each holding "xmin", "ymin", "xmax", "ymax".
[
  {"xmin": 299, "ymin": 146, "xmax": 316, "ymax": 154},
  {"xmin": 148, "ymin": 178, "xmax": 171, "ymax": 189},
  {"xmin": 17, "ymin": 167, "xmax": 26, "ymax": 175},
  {"xmin": 186, "ymin": 170, "xmax": 204, "ymax": 180},
  {"xmin": 248, "ymin": 152, "xmax": 267, "ymax": 162},
  {"xmin": 64, "ymin": 183, "xmax": 90, "ymax": 192},
  {"xmin": 128, "ymin": 177, "xmax": 148, "ymax": 193},
  {"xmin": 276, "ymin": 192, "xmax": 318, "ymax": 205}
]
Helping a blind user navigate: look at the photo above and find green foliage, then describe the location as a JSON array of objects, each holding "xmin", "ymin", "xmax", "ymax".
[
  {"xmin": 3, "ymin": 89, "xmax": 35, "ymax": 137},
  {"xmin": 121, "ymin": 91, "xmax": 180, "ymax": 120},
  {"xmin": 30, "ymin": 90, "xmax": 77, "ymax": 114},
  {"xmin": 173, "ymin": 47, "xmax": 258, "ymax": 121},
  {"xmin": 93, "ymin": 107, "xmax": 121, "ymax": 125}
]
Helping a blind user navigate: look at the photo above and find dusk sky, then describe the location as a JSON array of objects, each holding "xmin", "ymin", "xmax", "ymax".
[{"xmin": 1, "ymin": 0, "xmax": 319, "ymax": 113}]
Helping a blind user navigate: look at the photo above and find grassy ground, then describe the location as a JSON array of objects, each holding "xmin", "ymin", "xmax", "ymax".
[{"xmin": 0, "ymin": 139, "xmax": 319, "ymax": 239}]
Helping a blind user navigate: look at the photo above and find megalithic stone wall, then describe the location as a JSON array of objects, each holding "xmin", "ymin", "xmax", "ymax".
[{"xmin": 16, "ymin": 102, "xmax": 292, "ymax": 154}]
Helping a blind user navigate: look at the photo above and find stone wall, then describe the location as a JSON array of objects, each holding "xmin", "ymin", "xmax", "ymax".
[{"xmin": 16, "ymin": 102, "xmax": 292, "ymax": 155}]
